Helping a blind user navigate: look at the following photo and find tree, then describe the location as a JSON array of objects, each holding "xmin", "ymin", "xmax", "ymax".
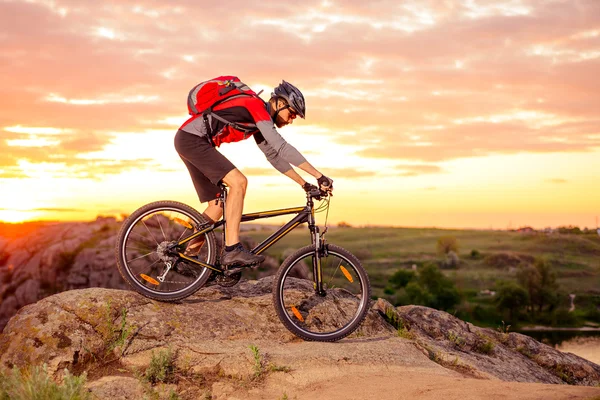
[
  {"xmin": 389, "ymin": 269, "xmax": 416, "ymax": 288},
  {"xmin": 404, "ymin": 263, "xmax": 461, "ymax": 311},
  {"xmin": 495, "ymin": 281, "xmax": 530, "ymax": 322},
  {"xmin": 533, "ymin": 258, "xmax": 559, "ymax": 313},
  {"xmin": 437, "ymin": 236, "xmax": 459, "ymax": 255},
  {"xmin": 517, "ymin": 258, "xmax": 559, "ymax": 316}
]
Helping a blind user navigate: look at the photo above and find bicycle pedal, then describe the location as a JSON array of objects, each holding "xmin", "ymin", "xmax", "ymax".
[{"xmin": 223, "ymin": 263, "xmax": 259, "ymax": 276}]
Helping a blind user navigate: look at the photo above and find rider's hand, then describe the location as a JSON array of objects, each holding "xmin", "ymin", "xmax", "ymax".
[
  {"xmin": 302, "ymin": 182, "xmax": 318, "ymax": 192},
  {"xmin": 317, "ymin": 175, "xmax": 334, "ymax": 192}
]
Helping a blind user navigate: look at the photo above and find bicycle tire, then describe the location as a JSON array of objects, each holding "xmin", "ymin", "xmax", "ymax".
[
  {"xmin": 115, "ymin": 200, "xmax": 217, "ymax": 302},
  {"xmin": 273, "ymin": 244, "xmax": 371, "ymax": 342}
]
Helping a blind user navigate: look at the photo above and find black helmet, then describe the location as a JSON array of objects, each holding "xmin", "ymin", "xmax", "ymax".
[{"xmin": 273, "ymin": 80, "xmax": 306, "ymax": 119}]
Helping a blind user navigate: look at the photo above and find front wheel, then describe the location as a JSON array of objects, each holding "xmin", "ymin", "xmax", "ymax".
[{"xmin": 273, "ymin": 244, "xmax": 371, "ymax": 342}]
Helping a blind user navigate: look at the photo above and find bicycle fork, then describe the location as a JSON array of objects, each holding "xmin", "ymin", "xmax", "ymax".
[{"xmin": 311, "ymin": 226, "xmax": 328, "ymax": 296}]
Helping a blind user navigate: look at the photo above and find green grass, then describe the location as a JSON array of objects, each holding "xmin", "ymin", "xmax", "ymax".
[
  {"xmin": 0, "ymin": 365, "xmax": 89, "ymax": 400},
  {"xmin": 145, "ymin": 348, "xmax": 176, "ymax": 384},
  {"xmin": 249, "ymin": 344, "xmax": 263, "ymax": 379},
  {"xmin": 248, "ymin": 344, "xmax": 291, "ymax": 380}
]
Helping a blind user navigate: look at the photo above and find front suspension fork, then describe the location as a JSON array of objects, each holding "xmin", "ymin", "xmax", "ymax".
[{"xmin": 312, "ymin": 227, "xmax": 328, "ymax": 296}]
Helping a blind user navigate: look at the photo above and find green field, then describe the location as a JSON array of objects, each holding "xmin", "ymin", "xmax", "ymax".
[{"xmin": 243, "ymin": 226, "xmax": 600, "ymax": 327}]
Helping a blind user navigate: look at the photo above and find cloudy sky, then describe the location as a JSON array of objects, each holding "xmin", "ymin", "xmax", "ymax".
[{"xmin": 1, "ymin": 0, "xmax": 599, "ymax": 229}]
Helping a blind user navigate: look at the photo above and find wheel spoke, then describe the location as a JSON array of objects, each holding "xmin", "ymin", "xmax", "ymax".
[
  {"xmin": 155, "ymin": 213, "xmax": 167, "ymax": 241},
  {"xmin": 142, "ymin": 219, "xmax": 160, "ymax": 246},
  {"xmin": 127, "ymin": 250, "xmax": 157, "ymax": 263}
]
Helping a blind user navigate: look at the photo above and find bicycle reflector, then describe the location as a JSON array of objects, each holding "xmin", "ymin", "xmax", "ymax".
[
  {"xmin": 340, "ymin": 266, "xmax": 354, "ymax": 283},
  {"xmin": 140, "ymin": 274, "xmax": 160, "ymax": 285},
  {"xmin": 291, "ymin": 306, "xmax": 304, "ymax": 322},
  {"xmin": 174, "ymin": 218, "xmax": 193, "ymax": 229}
]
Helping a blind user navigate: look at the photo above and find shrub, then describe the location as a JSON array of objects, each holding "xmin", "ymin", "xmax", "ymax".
[
  {"xmin": 472, "ymin": 305, "xmax": 503, "ymax": 326},
  {"xmin": 145, "ymin": 348, "xmax": 175, "ymax": 384},
  {"xmin": 0, "ymin": 365, "xmax": 90, "ymax": 400},
  {"xmin": 473, "ymin": 333, "xmax": 495, "ymax": 355},
  {"xmin": 389, "ymin": 269, "xmax": 416, "ymax": 288},
  {"xmin": 494, "ymin": 280, "xmax": 529, "ymax": 322},
  {"xmin": 437, "ymin": 236, "xmax": 459, "ymax": 255},
  {"xmin": 383, "ymin": 286, "xmax": 395, "ymax": 295},
  {"xmin": 404, "ymin": 263, "xmax": 461, "ymax": 311},
  {"xmin": 551, "ymin": 308, "xmax": 580, "ymax": 327},
  {"xmin": 470, "ymin": 249, "xmax": 483, "ymax": 259}
]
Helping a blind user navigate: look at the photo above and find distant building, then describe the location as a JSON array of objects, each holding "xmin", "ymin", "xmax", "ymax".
[{"xmin": 516, "ymin": 226, "xmax": 535, "ymax": 233}]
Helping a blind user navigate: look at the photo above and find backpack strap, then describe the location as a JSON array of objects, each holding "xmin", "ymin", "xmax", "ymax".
[{"xmin": 202, "ymin": 93, "xmax": 259, "ymax": 136}]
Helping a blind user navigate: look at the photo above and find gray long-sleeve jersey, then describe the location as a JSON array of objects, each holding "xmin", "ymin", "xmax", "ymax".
[{"xmin": 179, "ymin": 96, "xmax": 306, "ymax": 173}]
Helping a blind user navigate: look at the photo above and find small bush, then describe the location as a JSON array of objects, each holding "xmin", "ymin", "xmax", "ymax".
[
  {"xmin": 447, "ymin": 331, "xmax": 466, "ymax": 349},
  {"xmin": 145, "ymin": 348, "xmax": 175, "ymax": 384},
  {"xmin": 473, "ymin": 333, "xmax": 495, "ymax": 355},
  {"xmin": 470, "ymin": 249, "xmax": 482, "ymax": 260},
  {"xmin": 0, "ymin": 365, "xmax": 90, "ymax": 400},
  {"xmin": 389, "ymin": 269, "xmax": 416, "ymax": 288},
  {"xmin": 249, "ymin": 344, "xmax": 264, "ymax": 379},
  {"xmin": 383, "ymin": 286, "xmax": 395, "ymax": 295},
  {"xmin": 551, "ymin": 308, "xmax": 580, "ymax": 327},
  {"xmin": 248, "ymin": 344, "xmax": 290, "ymax": 380},
  {"xmin": 437, "ymin": 236, "xmax": 459, "ymax": 255}
]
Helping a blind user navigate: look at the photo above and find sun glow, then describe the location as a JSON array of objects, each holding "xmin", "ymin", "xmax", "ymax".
[{"xmin": 0, "ymin": 210, "xmax": 41, "ymax": 223}]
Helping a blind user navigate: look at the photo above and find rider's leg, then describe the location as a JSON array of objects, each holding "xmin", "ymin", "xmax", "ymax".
[
  {"xmin": 184, "ymin": 201, "xmax": 221, "ymax": 258},
  {"xmin": 220, "ymin": 168, "xmax": 247, "ymax": 246},
  {"xmin": 202, "ymin": 199, "xmax": 223, "ymax": 222},
  {"xmin": 219, "ymin": 168, "xmax": 264, "ymax": 268}
]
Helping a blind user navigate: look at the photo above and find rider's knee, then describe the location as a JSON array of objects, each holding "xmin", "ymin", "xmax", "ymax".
[{"xmin": 228, "ymin": 172, "xmax": 248, "ymax": 193}]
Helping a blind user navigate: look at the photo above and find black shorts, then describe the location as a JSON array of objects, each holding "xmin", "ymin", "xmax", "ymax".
[{"xmin": 174, "ymin": 130, "xmax": 236, "ymax": 203}]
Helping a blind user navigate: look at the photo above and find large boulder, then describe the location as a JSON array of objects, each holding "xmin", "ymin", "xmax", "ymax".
[
  {"xmin": 374, "ymin": 299, "xmax": 600, "ymax": 386},
  {"xmin": 1, "ymin": 279, "xmax": 599, "ymax": 389}
]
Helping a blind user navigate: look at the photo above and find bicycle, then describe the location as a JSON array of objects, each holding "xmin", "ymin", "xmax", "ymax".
[{"xmin": 115, "ymin": 185, "xmax": 371, "ymax": 342}]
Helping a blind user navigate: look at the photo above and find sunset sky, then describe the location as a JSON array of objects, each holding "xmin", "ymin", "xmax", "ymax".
[{"xmin": 1, "ymin": 0, "xmax": 599, "ymax": 229}]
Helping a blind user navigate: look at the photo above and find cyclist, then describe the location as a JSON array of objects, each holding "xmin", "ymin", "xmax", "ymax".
[{"xmin": 174, "ymin": 79, "xmax": 333, "ymax": 271}]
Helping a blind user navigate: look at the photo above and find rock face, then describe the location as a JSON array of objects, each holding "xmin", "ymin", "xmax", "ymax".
[
  {"xmin": 0, "ymin": 218, "xmax": 128, "ymax": 330},
  {"xmin": 375, "ymin": 300, "xmax": 600, "ymax": 386},
  {"xmin": 0, "ymin": 279, "xmax": 598, "ymax": 400},
  {"xmin": 0, "ymin": 219, "xmax": 278, "ymax": 331}
]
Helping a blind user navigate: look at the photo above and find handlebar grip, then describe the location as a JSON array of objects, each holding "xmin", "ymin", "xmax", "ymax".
[{"xmin": 308, "ymin": 188, "xmax": 329, "ymax": 199}]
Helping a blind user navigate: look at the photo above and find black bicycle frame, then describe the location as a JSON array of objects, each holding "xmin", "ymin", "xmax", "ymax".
[{"xmin": 173, "ymin": 190, "xmax": 321, "ymax": 279}]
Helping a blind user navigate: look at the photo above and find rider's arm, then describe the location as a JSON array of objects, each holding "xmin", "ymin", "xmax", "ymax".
[
  {"xmin": 283, "ymin": 168, "xmax": 307, "ymax": 186},
  {"xmin": 255, "ymin": 136, "xmax": 293, "ymax": 173},
  {"xmin": 255, "ymin": 121, "xmax": 306, "ymax": 167},
  {"xmin": 255, "ymin": 136, "xmax": 314, "ymax": 186}
]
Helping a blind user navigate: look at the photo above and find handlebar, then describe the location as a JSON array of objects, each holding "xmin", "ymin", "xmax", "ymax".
[{"xmin": 307, "ymin": 187, "xmax": 331, "ymax": 201}]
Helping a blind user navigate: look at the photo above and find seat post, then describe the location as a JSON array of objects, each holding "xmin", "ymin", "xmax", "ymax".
[{"xmin": 218, "ymin": 183, "xmax": 228, "ymax": 253}]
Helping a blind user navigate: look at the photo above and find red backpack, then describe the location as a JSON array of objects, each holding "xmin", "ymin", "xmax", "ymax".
[{"xmin": 187, "ymin": 76, "xmax": 258, "ymax": 116}]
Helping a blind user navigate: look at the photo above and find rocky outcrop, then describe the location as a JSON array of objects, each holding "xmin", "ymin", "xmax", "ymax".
[
  {"xmin": 0, "ymin": 219, "xmax": 279, "ymax": 331},
  {"xmin": 375, "ymin": 299, "xmax": 600, "ymax": 386},
  {"xmin": 0, "ymin": 218, "xmax": 128, "ymax": 330},
  {"xmin": 0, "ymin": 278, "xmax": 598, "ymax": 399}
]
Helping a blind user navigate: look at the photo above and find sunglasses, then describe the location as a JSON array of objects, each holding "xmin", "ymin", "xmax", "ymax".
[{"xmin": 282, "ymin": 104, "xmax": 298, "ymax": 119}]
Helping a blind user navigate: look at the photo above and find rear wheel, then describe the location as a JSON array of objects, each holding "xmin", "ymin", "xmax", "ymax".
[
  {"xmin": 115, "ymin": 201, "xmax": 217, "ymax": 301},
  {"xmin": 273, "ymin": 244, "xmax": 371, "ymax": 341}
]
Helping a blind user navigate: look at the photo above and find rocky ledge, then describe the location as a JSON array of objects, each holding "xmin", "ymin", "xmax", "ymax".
[{"xmin": 1, "ymin": 277, "xmax": 599, "ymax": 399}]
